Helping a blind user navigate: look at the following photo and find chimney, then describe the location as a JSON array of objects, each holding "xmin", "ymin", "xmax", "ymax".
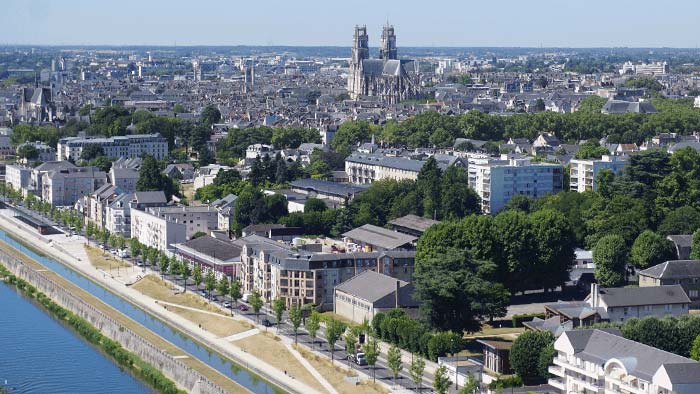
[
  {"xmin": 590, "ymin": 283, "xmax": 599, "ymax": 308},
  {"xmin": 395, "ymin": 280, "xmax": 400, "ymax": 308}
]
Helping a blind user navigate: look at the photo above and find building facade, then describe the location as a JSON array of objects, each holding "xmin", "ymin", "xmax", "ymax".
[
  {"xmin": 57, "ymin": 134, "xmax": 168, "ymax": 161},
  {"xmin": 569, "ymin": 155, "xmax": 628, "ymax": 192}
]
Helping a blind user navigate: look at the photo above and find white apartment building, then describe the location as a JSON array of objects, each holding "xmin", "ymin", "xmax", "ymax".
[
  {"xmin": 345, "ymin": 153, "xmax": 425, "ymax": 184},
  {"xmin": 569, "ymin": 155, "xmax": 628, "ymax": 192},
  {"xmin": 192, "ymin": 164, "xmax": 232, "ymax": 193},
  {"xmin": 56, "ymin": 133, "xmax": 168, "ymax": 161},
  {"xmin": 619, "ymin": 61, "xmax": 669, "ymax": 76},
  {"xmin": 41, "ymin": 167, "xmax": 107, "ymax": 207},
  {"xmin": 468, "ymin": 155, "xmax": 563, "ymax": 214},
  {"xmin": 130, "ymin": 205, "xmax": 219, "ymax": 251},
  {"xmin": 5, "ymin": 164, "xmax": 32, "ymax": 194},
  {"xmin": 549, "ymin": 328, "xmax": 700, "ymax": 394}
]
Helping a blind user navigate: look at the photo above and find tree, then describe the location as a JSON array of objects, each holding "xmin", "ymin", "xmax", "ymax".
[
  {"xmin": 272, "ymin": 298, "xmax": 286, "ymax": 330},
  {"xmin": 192, "ymin": 265, "xmax": 203, "ymax": 289},
  {"xmin": 575, "ymin": 140, "xmax": 610, "ymax": 160},
  {"xmin": 440, "ymin": 166, "xmax": 480, "ymax": 219},
  {"xmin": 180, "ymin": 262, "xmax": 192, "ymax": 293},
  {"xmin": 204, "ymin": 270, "xmax": 216, "ymax": 300},
  {"xmin": 691, "ymin": 335, "xmax": 700, "ymax": 361},
  {"xmin": 288, "ymin": 303, "xmax": 302, "ymax": 344},
  {"xmin": 529, "ymin": 209, "xmax": 576, "ymax": 291},
  {"xmin": 17, "ymin": 144, "xmax": 39, "ymax": 160},
  {"xmin": 345, "ymin": 330, "xmax": 357, "ymax": 366},
  {"xmin": 692, "ymin": 229, "xmax": 700, "ymax": 259},
  {"xmin": 509, "ymin": 331, "xmax": 555, "ymax": 384},
  {"xmin": 325, "ymin": 319, "xmax": 346, "ymax": 364},
  {"xmin": 534, "ymin": 98, "xmax": 546, "ymax": 112},
  {"xmin": 416, "ymin": 157, "xmax": 442, "ymax": 219},
  {"xmin": 200, "ymin": 105, "xmax": 221, "ymax": 126},
  {"xmin": 249, "ymin": 291, "xmax": 263, "ymax": 323},
  {"xmin": 631, "ymin": 230, "xmax": 676, "ymax": 269},
  {"xmin": 305, "ymin": 311, "xmax": 321, "ymax": 349},
  {"xmin": 387, "ymin": 345, "xmax": 403, "ymax": 387},
  {"xmin": 136, "ymin": 155, "xmax": 175, "ymax": 199},
  {"xmin": 229, "ymin": 279, "xmax": 242, "ymax": 309},
  {"xmin": 80, "ymin": 143, "xmax": 105, "ymax": 161},
  {"xmin": 460, "ymin": 373, "xmax": 479, "ymax": 394},
  {"xmin": 433, "ymin": 365, "xmax": 452, "ymax": 394},
  {"xmin": 593, "ymin": 234, "xmax": 629, "ymax": 287},
  {"xmin": 409, "ymin": 355, "xmax": 426, "ymax": 391},
  {"xmin": 217, "ymin": 276, "xmax": 230, "ymax": 300},
  {"xmin": 658, "ymin": 206, "xmax": 700, "ymax": 236},
  {"xmin": 156, "ymin": 252, "xmax": 168, "ymax": 277},
  {"xmin": 304, "ymin": 198, "xmax": 327, "ymax": 213},
  {"xmin": 364, "ymin": 338, "xmax": 379, "ymax": 382}
]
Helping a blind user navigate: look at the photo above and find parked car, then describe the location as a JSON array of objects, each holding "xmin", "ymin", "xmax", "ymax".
[
  {"xmin": 241, "ymin": 293, "xmax": 251, "ymax": 302},
  {"xmin": 136, "ymin": 261, "xmax": 144, "ymax": 267},
  {"xmin": 261, "ymin": 319, "xmax": 272, "ymax": 327},
  {"xmin": 348, "ymin": 352, "xmax": 367, "ymax": 366},
  {"xmin": 223, "ymin": 301, "xmax": 231, "ymax": 308},
  {"xmin": 238, "ymin": 305, "xmax": 249, "ymax": 311},
  {"xmin": 199, "ymin": 290, "xmax": 208, "ymax": 297}
]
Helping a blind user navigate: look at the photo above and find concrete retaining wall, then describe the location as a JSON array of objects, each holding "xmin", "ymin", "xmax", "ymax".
[{"xmin": 0, "ymin": 251, "xmax": 228, "ymax": 394}]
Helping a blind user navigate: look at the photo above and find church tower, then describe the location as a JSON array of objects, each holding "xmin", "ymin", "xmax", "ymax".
[
  {"xmin": 380, "ymin": 23, "xmax": 397, "ymax": 60},
  {"xmin": 348, "ymin": 25, "xmax": 369, "ymax": 99}
]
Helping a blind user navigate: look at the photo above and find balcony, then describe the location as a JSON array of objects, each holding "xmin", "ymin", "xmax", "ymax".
[
  {"xmin": 548, "ymin": 365, "xmax": 565, "ymax": 377},
  {"xmin": 548, "ymin": 378, "xmax": 565, "ymax": 391}
]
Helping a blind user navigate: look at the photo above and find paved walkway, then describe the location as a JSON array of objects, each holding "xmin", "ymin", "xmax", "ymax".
[
  {"xmin": 223, "ymin": 329, "xmax": 259, "ymax": 342},
  {"xmin": 0, "ymin": 210, "xmax": 323, "ymax": 394},
  {"xmin": 286, "ymin": 342, "xmax": 339, "ymax": 394}
]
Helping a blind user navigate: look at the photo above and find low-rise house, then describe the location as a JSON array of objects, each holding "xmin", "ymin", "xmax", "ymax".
[
  {"xmin": 639, "ymin": 260, "xmax": 700, "ymax": 308},
  {"xmin": 173, "ymin": 235, "xmax": 242, "ymax": 280},
  {"xmin": 549, "ymin": 328, "xmax": 700, "ymax": 394},
  {"xmin": 667, "ymin": 235, "xmax": 692, "ymax": 260},
  {"xmin": 388, "ymin": 214, "xmax": 440, "ymax": 237},
  {"xmin": 601, "ymin": 99, "xmax": 657, "ymax": 114},
  {"xmin": 289, "ymin": 178, "xmax": 368, "ymax": 203},
  {"xmin": 343, "ymin": 224, "xmax": 417, "ymax": 252},
  {"xmin": 477, "ymin": 339, "xmax": 514, "ymax": 375},
  {"xmin": 333, "ymin": 270, "xmax": 418, "ymax": 324},
  {"xmin": 163, "ymin": 163, "xmax": 194, "ymax": 181}
]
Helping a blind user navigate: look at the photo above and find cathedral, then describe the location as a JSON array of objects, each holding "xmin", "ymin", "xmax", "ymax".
[{"xmin": 347, "ymin": 24, "xmax": 421, "ymax": 104}]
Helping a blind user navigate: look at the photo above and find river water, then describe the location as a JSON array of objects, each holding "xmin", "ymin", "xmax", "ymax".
[
  {"xmin": 0, "ymin": 230, "xmax": 282, "ymax": 394},
  {"xmin": 0, "ymin": 280, "xmax": 153, "ymax": 394}
]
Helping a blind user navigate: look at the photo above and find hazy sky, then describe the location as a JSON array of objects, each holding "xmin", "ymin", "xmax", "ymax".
[{"xmin": 1, "ymin": 0, "xmax": 698, "ymax": 47}]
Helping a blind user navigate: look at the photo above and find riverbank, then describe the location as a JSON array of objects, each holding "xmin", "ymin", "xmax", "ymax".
[
  {"xmin": 0, "ymin": 209, "xmax": 315, "ymax": 394},
  {"xmin": 0, "ymin": 237, "xmax": 246, "ymax": 394},
  {"xmin": 0, "ymin": 264, "xmax": 183, "ymax": 394}
]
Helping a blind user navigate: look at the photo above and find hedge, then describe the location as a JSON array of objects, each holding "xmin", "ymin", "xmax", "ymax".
[{"xmin": 511, "ymin": 313, "xmax": 545, "ymax": 328}]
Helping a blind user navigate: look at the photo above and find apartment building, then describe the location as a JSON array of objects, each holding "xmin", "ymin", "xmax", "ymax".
[
  {"xmin": 469, "ymin": 155, "xmax": 563, "ymax": 214},
  {"xmin": 639, "ymin": 260, "xmax": 700, "ymax": 309},
  {"xmin": 345, "ymin": 153, "xmax": 425, "ymax": 184},
  {"xmin": 173, "ymin": 236, "xmax": 242, "ymax": 280},
  {"xmin": 57, "ymin": 133, "xmax": 168, "ymax": 161},
  {"xmin": 41, "ymin": 166, "xmax": 107, "ymax": 206},
  {"xmin": 569, "ymin": 155, "xmax": 628, "ymax": 192},
  {"xmin": 130, "ymin": 205, "xmax": 217, "ymax": 251},
  {"xmin": 549, "ymin": 328, "xmax": 700, "ymax": 394},
  {"xmin": 5, "ymin": 164, "xmax": 32, "ymax": 194},
  {"xmin": 268, "ymin": 249, "xmax": 416, "ymax": 310}
]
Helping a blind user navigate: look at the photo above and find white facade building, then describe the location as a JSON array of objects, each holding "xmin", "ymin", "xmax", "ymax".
[
  {"xmin": 569, "ymin": 155, "xmax": 628, "ymax": 192},
  {"xmin": 345, "ymin": 153, "xmax": 424, "ymax": 184},
  {"xmin": 57, "ymin": 133, "xmax": 168, "ymax": 161},
  {"xmin": 130, "ymin": 205, "xmax": 219, "ymax": 252},
  {"xmin": 5, "ymin": 164, "xmax": 32, "ymax": 194},
  {"xmin": 549, "ymin": 328, "xmax": 700, "ymax": 394},
  {"xmin": 41, "ymin": 167, "xmax": 107, "ymax": 206},
  {"xmin": 468, "ymin": 155, "xmax": 563, "ymax": 214}
]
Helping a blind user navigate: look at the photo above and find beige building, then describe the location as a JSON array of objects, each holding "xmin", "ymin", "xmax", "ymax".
[{"xmin": 334, "ymin": 270, "xmax": 417, "ymax": 324}]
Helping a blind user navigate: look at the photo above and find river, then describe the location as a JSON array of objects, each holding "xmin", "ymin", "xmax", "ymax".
[
  {"xmin": 0, "ymin": 279, "xmax": 153, "ymax": 394},
  {"xmin": 0, "ymin": 230, "xmax": 282, "ymax": 394}
]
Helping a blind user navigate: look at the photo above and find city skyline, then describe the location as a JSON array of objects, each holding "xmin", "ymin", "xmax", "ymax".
[{"xmin": 3, "ymin": 0, "xmax": 700, "ymax": 48}]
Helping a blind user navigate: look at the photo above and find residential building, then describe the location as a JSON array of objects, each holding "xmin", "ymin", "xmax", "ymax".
[
  {"xmin": 104, "ymin": 193, "xmax": 133, "ymax": 237},
  {"xmin": 333, "ymin": 270, "xmax": 417, "ymax": 324},
  {"xmin": 41, "ymin": 166, "xmax": 107, "ymax": 206},
  {"xmin": 5, "ymin": 164, "xmax": 32, "ymax": 194},
  {"xmin": 84, "ymin": 184, "xmax": 122, "ymax": 230},
  {"xmin": 601, "ymin": 99, "xmax": 657, "ymax": 114},
  {"xmin": 639, "ymin": 260, "xmax": 700, "ymax": 308},
  {"xmin": 345, "ymin": 153, "xmax": 425, "ymax": 184},
  {"xmin": 130, "ymin": 205, "xmax": 217, "ymax": 251},
  {"xmin": 549, "ymin": 328, "xmax": 700, "ymax": 394},
  {"xmin": 667, "ymin": 235, "xmax": 692, "ymax": 260},
  {"xmin": 469, "ymin": 155, "xmax": 563, "ymax": 214},
  {"xmin": 477, "ymin": 339, "xmax": 513, "ymax": 375},
  {"xmin": 16, "ymin": 141, "xmax": 55, "ymax": 162},
  {"xmin": 569, "ymin": 155, "xmax": 628, "ymax": 192},
  {"xmin": 56, "ymin": 133, "xmax": 168, "ymax": 161},
  {"xmin": 289, "ymin": 178, "xmax": 368, "ymax": 203},
  {"xmin": 193, "ymin": 164, "xmax": 232, "ymax": 193},
  {"xmin": 109, "ymin": 167, "xmax": 139, "ymax": 193},
  {"xmin": 342, "ymin": 224, "xmax": 417, "ymax": 252},
  {"xmin": 211, "ymin": 194, "xmax": 237, "ymax": 233}
]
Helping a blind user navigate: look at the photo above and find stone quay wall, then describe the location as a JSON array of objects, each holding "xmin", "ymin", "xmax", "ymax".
[{"xmin": 0, "ymin": 250, "xmax": 229, "ymax": 394}]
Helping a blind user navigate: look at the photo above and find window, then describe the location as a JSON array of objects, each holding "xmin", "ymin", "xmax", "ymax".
[
  {"xmin": 690, "ymin": 290, "xmax": 699, "ymax": 298},
  {"xmin": 665, "ymin": 304, "xmax": 673, "ymax": 312}
]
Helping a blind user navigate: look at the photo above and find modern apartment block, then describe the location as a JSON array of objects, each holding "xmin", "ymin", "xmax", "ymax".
[
  {"xmin": 549, "ymin": 328, "xmax": 700, "ymax": 394},
  {"xmin": 130, "ymin": 205, "xmax": 218, "ymax": 251},
  {"xmin": 468, "ymin": 155, "xmax": 563, "ymax": 214},
  {"xmin": 41, "ymin": 166, "xmax": 107, "ymax": 206},
  {"xmin": 569, "ymin": 155, "xmax": 628, "ymax": 192},
  {"xmin": 56, "ymin": 133, "xmax": 168, "ymax": 161},
  {"xmin": 345, "ymin": 153, "xmax": 425, "ymax": 184}
]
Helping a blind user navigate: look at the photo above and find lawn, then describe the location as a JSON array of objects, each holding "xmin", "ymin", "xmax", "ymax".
[
  {"xmin": 295, "ymin": 345, "xmax": 388, "ymax": 394},
  {"xmin": 464, "ymin": 323, "xmax": 525, "ymax": 338},
  {"xmin": 84, "ymin": 245, "xmax": 131, "ymax": 271},
  {"xmin": 131, "ymin": 274, "xmax": 224, "ymax": 315},
  {"xmin": 165, "ymin": 304, "xmax": 253, "ymax": 337},
  {"xmin": 233, "ymin": 332, "xmax": 326, "ymax": 393}
]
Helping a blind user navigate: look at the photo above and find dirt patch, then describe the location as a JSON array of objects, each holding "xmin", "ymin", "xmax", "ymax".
[
  {"xmin": 296, "ymin": 345, "xmax": 388, "ymax": 394},
  {"xmin": 84, "ymin": 245, "xmax": 131, "ymax": 270},
  {"xmin": 234, "ymin": 333, "xmax": 326, "ymax": 393},
  {"xmin": 131, "ymin": 274, "xmax": 224, "ymax": 315},
  {"xmin": 165, "ymin": 304, "xmax": 253, "ymax": 337}
]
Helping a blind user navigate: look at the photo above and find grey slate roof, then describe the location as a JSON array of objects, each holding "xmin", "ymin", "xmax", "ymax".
[
  {"xmin": 178, "ymin": 236, "xmax": 241, "ymax": 262},
  {"xmin": 335, "ymin": 270, "xmax": 417, "ymax": 307},
  {"xmin": 388, "ymin": 214, "xmax": 440, "ymax": 233},
  {"xmin": 133, "ymin": 191, "xmax": 167, "ymax": 204},
  {"xmin": 560, "ymin": 329, "xmax": 698, "ymax": 382},
  {"xmin": 343, "ymin": 224, "xmax": 417, "ymax": 250},
  {"xmin": 597, "ymin": 285, "xmax": 690, "ymax": 307},
  {"xmin": 289, "ymin": 178, "xmax": 369, "ymax": 198},
  {"xmin": 346, "ymin": 153, "xmax": 426, "ymax": 172},
  {"xmin": 639, "ymin": 260, "xmax": 700, "ymax": 280}
]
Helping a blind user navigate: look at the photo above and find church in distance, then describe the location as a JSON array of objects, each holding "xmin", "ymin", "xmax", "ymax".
[{"xmin": 347, "ymin": 24, "xmax": 421, "ymax": 104}]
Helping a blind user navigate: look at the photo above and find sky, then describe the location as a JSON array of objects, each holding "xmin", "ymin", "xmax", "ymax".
[{"xmin": 1, "ymin": 0, "xmax": 699, "ymax": 48}]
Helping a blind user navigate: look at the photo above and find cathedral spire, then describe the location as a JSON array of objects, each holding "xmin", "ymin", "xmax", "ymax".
[{"xmin": 380, "ymin": 22, "xmax": 397, "ymax": 60}]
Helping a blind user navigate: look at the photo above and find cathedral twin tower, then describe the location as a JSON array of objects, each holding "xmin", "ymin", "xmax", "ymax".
[{"xmin": 347, "ymin": 24, "xmax": 420, "ymax": 104}]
